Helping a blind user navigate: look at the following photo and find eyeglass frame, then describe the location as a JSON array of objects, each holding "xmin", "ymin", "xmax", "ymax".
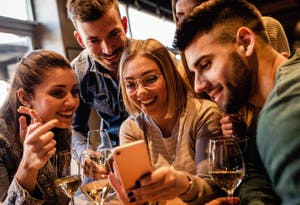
[{"xmin": 123, "ymin": 72, "xmax": 162, "ymax": 94}]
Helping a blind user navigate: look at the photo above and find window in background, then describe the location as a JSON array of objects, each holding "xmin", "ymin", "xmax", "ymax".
[
  {"xmin": 119, "ymin": 3, "xmax": 176, "ymax": 49},
  {"xmin": 0, "ymin": 0, "xmax": 35, "ymax": 103},
  {"xmin": 0, "ymin": 0, "xmax": 33, "ymax": 21},
  {"xmin": 0, "ymin": 32, "xmax": 32, "ymax": 80}
]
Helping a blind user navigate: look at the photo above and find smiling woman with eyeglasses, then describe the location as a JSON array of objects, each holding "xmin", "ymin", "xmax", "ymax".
[{"xmin": 108, "ymin": 38, "xmax": 224, "ymax": 204}]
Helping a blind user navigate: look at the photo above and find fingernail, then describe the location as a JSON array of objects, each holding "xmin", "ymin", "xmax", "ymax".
[
  {"xmin": 135, "ymin": 180, "xmax": 141, "ymax": 188},
  {"xmin": 129, "ymin": 197, "xmax": 136, "ymax": 202},
  {"xmin": 127, "ymin": 191, "xmax": 134, "ymax": 197}
]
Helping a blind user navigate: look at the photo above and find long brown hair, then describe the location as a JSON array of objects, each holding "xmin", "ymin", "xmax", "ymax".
[{"xmin": 0, "ymin": 49, "xmax": 72, "ymax": 145}]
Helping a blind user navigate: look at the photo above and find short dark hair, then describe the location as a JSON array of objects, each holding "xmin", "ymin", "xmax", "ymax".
[
  {"xmin": 66, "ymin": 0, "xmax": 120, "ymax": 28},
  {"xmin": 173, "ymin": 0, "xmax": 268, "ymax": 51}
]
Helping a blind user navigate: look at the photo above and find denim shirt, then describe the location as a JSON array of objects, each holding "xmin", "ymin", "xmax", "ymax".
[{"xmin": 71, "ymin": 49, "xmax": 129, "ymax": 156}]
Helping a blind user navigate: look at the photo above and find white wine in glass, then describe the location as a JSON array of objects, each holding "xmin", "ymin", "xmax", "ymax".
[
  {"xmin": 53, "ymin": 150, "xmax": 82, "ymax": 205},
  {"xmin": 54, "ymin": 175, "xmax": 82, "ymax": 199},
  {"xmin": 208, "ymin": 137, "xmax": 245, "ymax": 199},
  {"xmin": 80, "ymin": 151, "xmax": 114, "ymax": 205},
  {"xmin": 80, "ymin": 129, "xmax": 115, "ymax": 205},
  {"xmin": 80, "ymin": 179, "xmax": 109, "ymax": 204}
]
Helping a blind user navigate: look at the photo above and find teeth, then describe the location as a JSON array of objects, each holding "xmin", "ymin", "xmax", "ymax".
[
  {"xmin": 58, "ymin": 111, "xmax": 73, "ymax": 116},
  {"xmin": 140, "ymin": 98, "xmax": 154, "ymax": 105}
]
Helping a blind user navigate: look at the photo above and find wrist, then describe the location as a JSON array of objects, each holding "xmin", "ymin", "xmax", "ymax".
[
  {"xmin": 180, "ymin": 175, "xmax": 192, "ymax": 196},
  {"xmin": 16, "ymin": 160, "xmax": 39, "ymax": 193},
  {"xmin": 179, "ymin": 174, "xmax": 198, "ymax": 203}
]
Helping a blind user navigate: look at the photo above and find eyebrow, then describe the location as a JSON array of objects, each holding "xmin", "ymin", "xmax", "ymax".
[
  {"xmin": 87, "ymin": 36, "xmax": 98, "ymax": 41},
  {"xmin": 192, "ymin": 56, "xmax": 204, "ymax": 69},
  {"xmin": 192, "ymin": 53, "xmax": 212, "ymax": 69},
  {"xmin": 51, "ymin": 84, "xmax": 67, "ymax": 88},
  {"xmin": 124, "ymin": 70, "xmax": 160, "ymax": 80}
]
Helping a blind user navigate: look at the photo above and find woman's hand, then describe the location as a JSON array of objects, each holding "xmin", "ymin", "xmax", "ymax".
[
  {"xmin": 220, "ymin": 113, "xmax": 246, "ymax": 138},
  {"xmin": 109, "ymin": 166, "xmax": 191, "ymax": 204},
  {"xmin": 205, "ymin": 197, "xmax": 240, "ymax": 205},
  {"xmin": 18, "ymin": 106, "xmax": 43, "ymax": 144},
  {"xmin": 17, "ymin": 106, "xmax": 58, "ymax": 171},
  {"xmin": 15, "ymin": 119, "xmax": 59, "ymax": 193},
  {"xmin": 108, "ymin": 171, "xmax": 130, "ymax": 204},
  {"xmin": 16, "ymin": 105, "xmax": 59, "ymax": 193},
  {"xmin": 83, "ymin": 156, "xmax": 108, "ymax": 179},
  {"xmin": 21, "ymin": 119, "xmax": 59, "ymax": 171}
]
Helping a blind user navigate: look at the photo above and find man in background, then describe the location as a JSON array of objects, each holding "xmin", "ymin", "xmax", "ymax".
[{"xmin": 66, "ymin": 0, "xmax": 130, "ymax": 156}]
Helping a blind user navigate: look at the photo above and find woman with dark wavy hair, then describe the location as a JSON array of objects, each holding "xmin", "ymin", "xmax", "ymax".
[{"xmin": 0, "ymin": 50, "xmax": 80, "ymax": 204}]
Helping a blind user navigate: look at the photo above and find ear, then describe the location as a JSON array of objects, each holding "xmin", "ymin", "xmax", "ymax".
[
  {"xmin": 121, "ymin": 16, "xmax": 128, "ymax": 34},
  {"xmin": 17, "ymin": 89, "xmax": 32, "ymax": 108},
  {"xmin": 74, "ymin": 30, "xmax": 86, "ymax": 49},
  {"xmin": 236, "ymin": 27, "xmax": 255, "ymax": 57}
]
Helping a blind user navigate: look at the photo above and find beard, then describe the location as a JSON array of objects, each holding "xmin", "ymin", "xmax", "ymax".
[
  {"xmin": 92, "ymin": 46, "xmax": 123, "ymax": 72},
  {"xmin": 222, "ymin": 52, "xmax": 252, "ymax": 114}
]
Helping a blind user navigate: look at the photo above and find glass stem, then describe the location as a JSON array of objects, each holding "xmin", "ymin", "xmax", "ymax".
[
  {"xmin": 227, "ymin": 190, "xmax": 234, "ymax": 205},
  {"xmin": 70, "ymin": 197, "xmax": 75, "ymax": 205}
]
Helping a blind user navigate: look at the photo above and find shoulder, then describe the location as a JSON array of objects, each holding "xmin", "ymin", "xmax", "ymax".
[
  {"xmin": 257, "ymin": 50, "xmax": 300, "ymax": 199},
  {"xmin": 71, "ymin": 50, "xmax": 93, "ymax": 80},
  {"xmin": 120, "ymin": 114, "xmax": 147, "ymax": 144},
  {"xmin": 0, "ymin": 118, "xmax": 13, "ymax": 146},
  {"xmin": 265, "ymin": 50, "xmax": 300, "ymax": 109},
  {"xmin": 186, "ymin": 97, "xmax": 221, "ymax": 117},
  {"xmin": 182, "ymin": 98, "xmax": 221, "ymax": 134},
  {"xmin": 120, "ymin": 114, "xmax": 146, "ymax": 133},
  {"xmin": 259, "ymin": 50, "xmax": 300, "ymax": 125}
]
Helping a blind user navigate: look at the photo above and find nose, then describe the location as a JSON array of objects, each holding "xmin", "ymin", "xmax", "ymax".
[
  {"xmin": 65, "ymin": 93, "xmax": 79, "ymax": 108},
  {"xmin": 136, "ymin": 82, "xmax": 147, "ymax": 96},
  {"xmin": 194, "ymin": 74, "xmax": 210, "ymax": 94},
  {"xmin": 101, "ymin": 40, "xmax": 113, "ymax": 55}
]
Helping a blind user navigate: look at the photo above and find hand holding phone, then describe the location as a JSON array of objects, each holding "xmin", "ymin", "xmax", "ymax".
[{"xmin": 112, "ymin": 140, "xmax": 153, "ymax": 191}]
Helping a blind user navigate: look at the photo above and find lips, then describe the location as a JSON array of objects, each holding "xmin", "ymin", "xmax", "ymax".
[
  {"xmin": 139, "ymin": 96, "xmax": 157, "ymax": 106},
  {"xmin": 103, "ymin": 53, "xmax": 118, "ymax": 61},
  {"xmin": 209, "ymin": 86, "xmax": 223, "ymax": 104},
  {"xmin": 57, "ymin": 110, "xmax": 74, "ymax": 119},
  {"xmin": 101, "ymin": 48, "xmax": 122, "ymax": 64}
]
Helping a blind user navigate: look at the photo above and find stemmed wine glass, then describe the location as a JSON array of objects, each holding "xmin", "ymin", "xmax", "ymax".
[
  {"xmin": 208, "ymin": 136, "xmax": 245, "ymax": 200},
  {"xmin": 53, "ymin": 150, "xmax": 82, "ymax": 205},
  {"xmin": 79, "ymin": 129, "xmax": 114, "ymax": 205}
]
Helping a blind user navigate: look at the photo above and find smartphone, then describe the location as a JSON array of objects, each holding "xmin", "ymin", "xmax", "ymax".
[{"xmin": 113, "ymin": 140, "xmax": 153, "ymax": 191}]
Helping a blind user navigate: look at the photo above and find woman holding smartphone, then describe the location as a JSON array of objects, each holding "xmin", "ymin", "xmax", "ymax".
[{"xmin": 109, "ymin": 39, "xmax": 224, "ymax": 204}]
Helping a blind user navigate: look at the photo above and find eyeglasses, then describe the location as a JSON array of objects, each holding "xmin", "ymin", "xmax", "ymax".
[{"xmin": 124, "ymin": 73, "xmax": 161, "ymax": 94}]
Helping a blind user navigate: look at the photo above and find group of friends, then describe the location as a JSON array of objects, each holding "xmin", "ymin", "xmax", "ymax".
[{"xmin": 0, "ymin": 0, "xmax": 299, "ymax": 205}]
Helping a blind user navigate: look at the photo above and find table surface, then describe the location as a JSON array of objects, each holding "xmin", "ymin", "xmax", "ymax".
[{"xmin": 74, "ymin": 195, "xmax": 189, "ymax": 205}]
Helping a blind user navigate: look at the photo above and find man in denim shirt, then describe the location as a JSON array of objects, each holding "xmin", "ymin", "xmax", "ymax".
[{"xmin": 66, "ymin": 0, "xmax": 129, "ymax": 156}]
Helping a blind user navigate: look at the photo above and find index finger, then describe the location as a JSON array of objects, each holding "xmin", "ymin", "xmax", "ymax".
[
  {"xmin": 27, "ymin": 119, "xmax": 59, "ymax": 142},
  {"xmin": 18, "ymin": 106, "xmax": 42, "ymax": 123}
]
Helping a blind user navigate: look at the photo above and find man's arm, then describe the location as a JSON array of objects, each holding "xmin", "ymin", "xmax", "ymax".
[
  {"xmin": 72, "ymin": 97, "xmax": 91, "ymax": 158},
  {"xmin": 257, "ymin": 94, "xmax": 300, "ymax": 205}
]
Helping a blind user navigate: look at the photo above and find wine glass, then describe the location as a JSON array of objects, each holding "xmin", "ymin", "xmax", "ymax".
[
  {"xmin": 208, "ymin": 136, "xmax": 245, "ymax": 200},
  {"xmin": 86, "ymin": 129, "xmax": 113, "ymax": 151},
  {"xmin": 79, "ymin": 129, "xmax": 115, "ymax": 205},
  {"xmin": 53, "ymin": 150, "xmax": 82, "ymax": 205}
]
